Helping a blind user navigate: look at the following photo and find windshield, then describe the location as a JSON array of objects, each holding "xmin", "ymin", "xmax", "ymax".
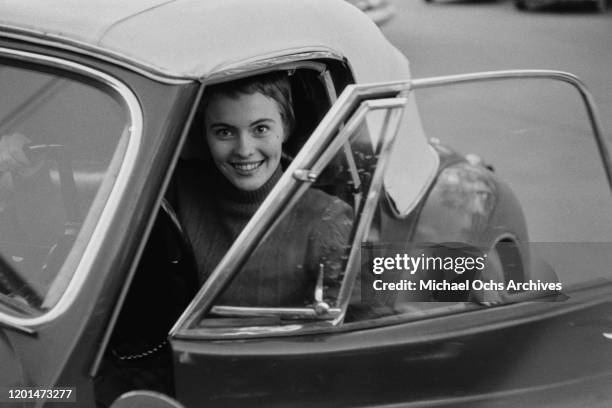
[{"xmin": 0, "ymin": 56, "xmax": 131, "ymax": 315}]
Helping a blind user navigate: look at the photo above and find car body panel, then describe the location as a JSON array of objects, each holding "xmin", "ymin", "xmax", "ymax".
[
  {"xmin": 515, "ymin": 0, "xmax": 606, "ymax": 10},
  {"xmin": 346, "ymin": 0, "xmax": 396, "ymax": 26},
  {"xmin": 171, "ymin": 283, "xmax": 612, "ymax": 407},
  {"xmin": 0, "ymin": 38, "xmax": 200, "ymax": 397}
]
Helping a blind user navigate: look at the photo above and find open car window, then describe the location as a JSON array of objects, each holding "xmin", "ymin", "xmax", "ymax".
[
  {"xmin": 172, "ymin": 71, "xmax": 612, "ymax": 340},
  {"xmin": 0, "ymin": 50, "xmax": 137, "ymax": 316},
  {"xmin": 171, "ymin": 80, "xmax": 409, "ymax": 338}
]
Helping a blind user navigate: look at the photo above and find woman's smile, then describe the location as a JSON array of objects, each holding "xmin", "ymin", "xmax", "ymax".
[{"xmin": 230, "ymin": 159, "xmax": 265, "ymax": 175}]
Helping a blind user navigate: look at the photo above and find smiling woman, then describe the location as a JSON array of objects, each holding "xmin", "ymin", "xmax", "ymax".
[{"xmin": 175, "ymin": 72, "xmax": 353, "ymax": 306}]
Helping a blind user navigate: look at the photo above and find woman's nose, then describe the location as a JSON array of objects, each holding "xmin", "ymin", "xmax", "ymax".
[{"xmin": 234, "ymin": 132, "xmax": 255, "ymax": 157}]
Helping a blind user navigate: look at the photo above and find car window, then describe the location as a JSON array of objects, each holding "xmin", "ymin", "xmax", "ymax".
[
  {"xmin": 182, "ymin": 74, "xmax": 612, "ymax": 335},
  {"xmin": 0, "ymin": 55, "xmax": 133, "ymax": 315},
  {"xmin": 197, "ymin": 104, "xmax": 405, "ymax": 330},
  {"xmin": 414, "ymin": 78, "xmax": 612, "ymax": 290},
  {"xmin": 210, "ymin": 133, "xmax": 369, "ymax": 309}
]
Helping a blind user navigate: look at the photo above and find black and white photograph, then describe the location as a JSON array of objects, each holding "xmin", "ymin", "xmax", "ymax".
[{"xmin": 0, "ymin": 0, "xmax": 611, "ymax": 406}]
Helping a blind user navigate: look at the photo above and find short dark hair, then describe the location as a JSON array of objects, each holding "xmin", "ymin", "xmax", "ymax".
[{"xmin": 202, "ymin": 71, "xmax": 295, "ymax": 135}]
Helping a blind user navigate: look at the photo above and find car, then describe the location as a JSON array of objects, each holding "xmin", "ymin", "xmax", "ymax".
[
  {"xmin": 1, "ymin": 0, "xmax": 611, "ymax": 407},
  {"xmin": 514, "ymin": 0, "xmax": 607, "ymax": 12},
  {"xmin": 345, "ymin": 0, "xmax": 396, "ymax": 25}
]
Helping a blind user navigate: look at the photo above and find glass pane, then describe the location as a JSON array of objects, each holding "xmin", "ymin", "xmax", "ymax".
[
  {"xmin": 203, "ymin": 112, "xmax": 386, "ymax": 322},
  {"xmin": 0, "ymin": 59, "xmax": 130, "ymax": 314},
  {"xmin": 415, "ymin": 78, "xmax": 612, "ymax": 289},
  {"xmin": 344, "ymin": 78, "xmax": 612, "ymax": 324}
]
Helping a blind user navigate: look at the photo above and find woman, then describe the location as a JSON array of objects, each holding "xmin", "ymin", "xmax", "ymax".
[{"xmin": 177, "ymin": 71, "xmax": 353, "ymax": 307}]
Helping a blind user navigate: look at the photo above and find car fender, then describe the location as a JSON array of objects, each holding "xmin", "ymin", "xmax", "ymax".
[
  {"xmin": 413, "ymin": 146, "xmax": 529, "ymax": 277},
  {"xmin": 0, "ymin": 330, "xmax": 25, "ymax": 394}
]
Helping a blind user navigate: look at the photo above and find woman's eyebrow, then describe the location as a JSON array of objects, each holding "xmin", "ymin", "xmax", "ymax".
[
  {"xmin": 209, "ymin": 122, "xmax": 234, "ymax": 128},
  {"xmin": 250, "ymin": 118, "xmax": 275, "ymax": 126}
]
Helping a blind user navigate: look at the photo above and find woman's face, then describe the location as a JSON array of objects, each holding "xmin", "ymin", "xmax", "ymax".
[{"xmin": 204, "ymin": 92, "xmax": 286, "ymax": 191}]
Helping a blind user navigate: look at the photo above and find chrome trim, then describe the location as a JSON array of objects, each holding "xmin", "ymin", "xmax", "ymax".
[
  {"xmin": 1, "ymin": 29, "xmax": 344, "ymax": 85},
  {"xmin": 0, "ymin": 47, "xmax": 143, "ymax": 328},
  {"xmin": 490, "ymin": 233, "xmax": 520, "ymax": 255},
  {"xmin": 205, "ymin": 51, "xmax": 342, "ymax": 84},
  {"xmin": 307, "ymin": 99, "xmax": 407, "ymax": 177},
  {"xmin": 191, "ymin": 324, "xmax": 307, "ymax": 338},
  {"xmin": 410, "ymin": 70, "xmax": 612, "ymax": 194},
  {"xmin": 292, "ymin": 169, "xmax": 318, "ymax": 182},
  {"xmin": 334, "ymin": 100, "xmax": 407, "ymax": 321},
  {"xmin": 172, "ymin": 85, "xmax": 410, "ymax": 338},
  {"xmin": 321, "ymin": 69, "xmax": 338, "ymax": 102},
  {"xmin": 210, "ymin": 305, "xmax": 341, "ymax": 320},
  {"xmin": 0, "ymin": 319, "xmax": 35, "ymax": 335},
  {"xmin": 321, "ymin": 68, "xmax": 365, "ymax": 211}
]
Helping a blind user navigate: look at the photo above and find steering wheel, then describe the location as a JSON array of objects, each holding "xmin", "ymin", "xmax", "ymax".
[
  {"xmin": 0, "ymin": 253, "xmax": 44, "ymax": 309},
  {"xmin": 0, "ymin": 144, "xmax": 80, "ymax": 310}
]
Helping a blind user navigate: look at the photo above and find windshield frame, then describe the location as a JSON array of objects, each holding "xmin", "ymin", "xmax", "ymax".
[{"xmin": 0, "ymin": 46, "xmax": 143, "ymax": 327}]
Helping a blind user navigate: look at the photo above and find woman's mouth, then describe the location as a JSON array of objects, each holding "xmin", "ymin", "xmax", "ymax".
[{"xmin": 230, "ymin": 160, "xmax": 264, "ymax": 175}]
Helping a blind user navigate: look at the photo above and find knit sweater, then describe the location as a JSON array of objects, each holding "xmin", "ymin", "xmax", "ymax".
[{"xmin": 176, "ymin": 161, "xmax": 353, "ymax": 307}]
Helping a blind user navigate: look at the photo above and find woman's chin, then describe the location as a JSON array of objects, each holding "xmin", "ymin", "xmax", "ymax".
[{"xmin": 228, "ymin": 175, "xmax": 267, "ymax": 192}]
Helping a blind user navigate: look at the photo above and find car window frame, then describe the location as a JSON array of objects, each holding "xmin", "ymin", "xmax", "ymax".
[
  {"xmin": 170, "ymin": 70, "xmax": 611, "ymax": 341},
  {"xmin": 338, "ymin": 70, "xmax": 612, "ymax": 332},
  {"xmin": 0, "ymin": 46, "xmax": 143, "ymax": 328},
  {"xmin": 171, "ymin": 80, "xmax": 412, "ymax": 340}
]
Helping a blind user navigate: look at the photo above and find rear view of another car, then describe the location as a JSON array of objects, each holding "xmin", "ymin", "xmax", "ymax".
[
  {"xmin": 514, "ymin": 0, "xmax": 608, "ymax": 12},
  {"xmin": 345, "ymin": 0, "xmax": 396, "ymax": 25}
]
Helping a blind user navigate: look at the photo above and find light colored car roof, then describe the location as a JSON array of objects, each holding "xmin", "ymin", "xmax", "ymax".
[
  {"xmin": 0, "ymin": 0, "xmax": 403, "ymax": 83},
  {"xmin": 0, "ymin": 0, "xmax": 438, "ymax": 214}
]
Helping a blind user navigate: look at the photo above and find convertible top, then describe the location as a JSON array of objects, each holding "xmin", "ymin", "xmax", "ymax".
[
  {"xmin": 0, "ymin": 0, "xmax": 439, "ymax": 215},
  {"xmin": 0, "ymin": 0, "xmax": 405, "ymax": 83}
]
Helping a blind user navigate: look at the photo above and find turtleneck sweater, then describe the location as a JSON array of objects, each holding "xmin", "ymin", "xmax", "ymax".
[{"xmin": 176, "ymin": 160, "xmax": 352, "ymax": 307}]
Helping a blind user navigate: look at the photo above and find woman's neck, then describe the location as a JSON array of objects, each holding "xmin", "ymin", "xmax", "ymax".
[{"xmin": 215, "ymin": 165, "xmax": 283, "ymax": 217}]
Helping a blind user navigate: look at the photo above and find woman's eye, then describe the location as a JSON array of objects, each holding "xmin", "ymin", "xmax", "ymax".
[
  {"xmin": 214, "ymin": 128, "xmax": 233, "ymax": 138},
  {"xmin": 253, "ymin": 125, "xmax": 269, "ymax": 135}
]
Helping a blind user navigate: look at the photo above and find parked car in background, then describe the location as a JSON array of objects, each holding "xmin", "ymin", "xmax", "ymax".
[
  {"xmin": 1, "ymin": 0, "xmax": 611, "ymax": 407},
  {"xmin": 514, "ymin": 0, "xmax": 607, "ymax": 12},
  {"xmin": 346, "ymin": 0, "xmax": 396, "ymax": 25}
]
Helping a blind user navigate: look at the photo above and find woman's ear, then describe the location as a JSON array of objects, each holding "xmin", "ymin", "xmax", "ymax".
[{"xmin": 283, "ymin": 116, "xmax": 294, "ymax": 142}]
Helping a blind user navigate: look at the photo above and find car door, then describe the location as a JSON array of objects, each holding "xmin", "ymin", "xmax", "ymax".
[
  {"xmin": 169, "ymin": 73, "xmax": 612, "ymax": 408},
  {"xmin": 0, "ymin": 46, "xmax": 143, "ymax": 405}
]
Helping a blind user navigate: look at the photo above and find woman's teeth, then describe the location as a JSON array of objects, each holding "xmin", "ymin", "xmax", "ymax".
[{"xmin": 232, "ymin": 161, "xmax": 263, "ymax": 172}]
